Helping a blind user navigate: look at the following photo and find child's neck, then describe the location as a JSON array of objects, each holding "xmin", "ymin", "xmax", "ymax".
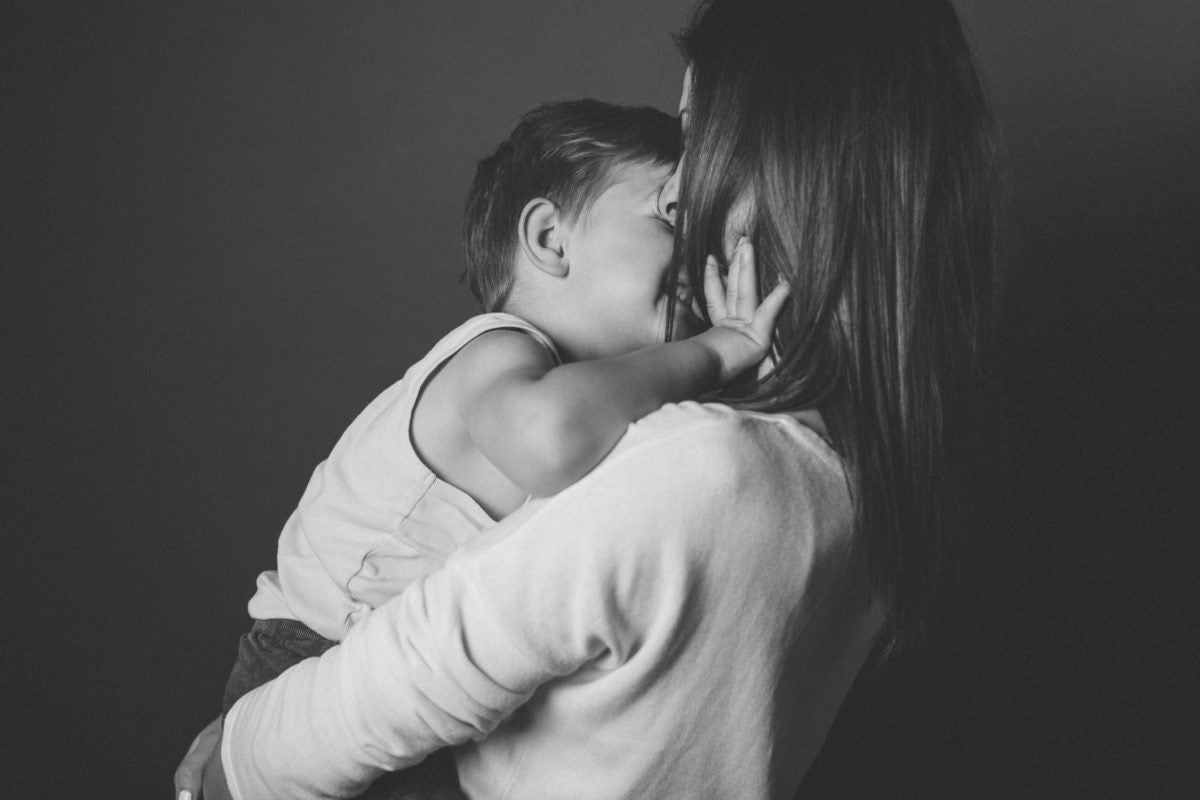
[{"xmin": 499, "ymin": 294, "xmax": 592, "ymax": 364}]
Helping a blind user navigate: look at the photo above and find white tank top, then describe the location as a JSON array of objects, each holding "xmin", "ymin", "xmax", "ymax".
[{"xmin": 247, "ymin": 313, "xmax": 559, "ymax": 640}]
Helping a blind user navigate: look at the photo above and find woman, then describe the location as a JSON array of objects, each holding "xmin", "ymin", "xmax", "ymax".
[{"xmin": 177, "ymin": 0, "xmax": 997, "ymax": 797}]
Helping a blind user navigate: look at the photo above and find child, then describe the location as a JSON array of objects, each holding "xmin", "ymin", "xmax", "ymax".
[{"xmin": 221, "ymin": 99, "xmax": 788, "ymax": 716}]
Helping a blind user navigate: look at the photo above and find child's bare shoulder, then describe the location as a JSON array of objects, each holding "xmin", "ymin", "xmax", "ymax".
[
  {"xmin": 439, "ymin": 328, "xmax": 557, "ymax": 394},
  {"xmin": 413, "ymin": 327, "xmax": 558, "ymax": 468}
]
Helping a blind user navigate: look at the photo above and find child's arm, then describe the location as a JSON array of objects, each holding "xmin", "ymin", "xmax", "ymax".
[{"xmin": 462, "ymin": 241, "xmax": 788, "ymax": 497}]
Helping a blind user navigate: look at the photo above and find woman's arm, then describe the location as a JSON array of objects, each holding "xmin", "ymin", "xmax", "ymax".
[{"xmin": 219, "ymin": 404, "xmax": 799, "ymax": 800}]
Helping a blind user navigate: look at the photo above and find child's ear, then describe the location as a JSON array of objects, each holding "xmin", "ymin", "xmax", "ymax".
[{"xmin": 518, "ymin": 198, "xmax": 569, "ymax": 278}]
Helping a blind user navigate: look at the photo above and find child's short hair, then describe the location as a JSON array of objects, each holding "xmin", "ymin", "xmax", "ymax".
[{"xmin": 464, "ymin": 99, "xmax": 681, "ymax": 311}]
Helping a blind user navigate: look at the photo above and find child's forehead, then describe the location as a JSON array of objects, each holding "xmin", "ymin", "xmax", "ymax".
[
  {"xmin": 609, "ymin": 158, "xmax": 675, "ymax": 182},
  {"xmin": 568, "ymin": 158, "xmax": 675, "ymax": 224},
  {"xmin": 597, "ymin": 158, "xmax": 675, "ymax": 196}
]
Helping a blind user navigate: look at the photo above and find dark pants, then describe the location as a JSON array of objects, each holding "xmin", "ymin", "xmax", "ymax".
[{"xmin": 223, "ymin": 618, "xmax": 466, "ymax": 800}]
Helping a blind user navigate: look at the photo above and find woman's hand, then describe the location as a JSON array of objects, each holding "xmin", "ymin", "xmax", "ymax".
[
  {"xmin": 696, "ymin": 238, "xmax": 790, "ymax": 383},
  {"xmin": 173, "ymin": 716, "xmax": 231, "ymax": 800}
]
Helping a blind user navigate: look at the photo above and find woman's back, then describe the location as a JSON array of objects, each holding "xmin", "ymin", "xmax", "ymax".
[{"xmin": 453, "ymin": 403, "xmax": 882, "ymax": 799}]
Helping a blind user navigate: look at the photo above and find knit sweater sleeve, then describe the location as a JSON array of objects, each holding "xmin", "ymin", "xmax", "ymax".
[{"xmin": 221, "ymin": 404, "xmax": 815, "ymax": 800}]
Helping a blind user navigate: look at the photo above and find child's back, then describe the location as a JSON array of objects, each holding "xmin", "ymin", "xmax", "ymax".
[{"xmin": 248, "ymin": 313, "xmax": 558, "ymax": 640}]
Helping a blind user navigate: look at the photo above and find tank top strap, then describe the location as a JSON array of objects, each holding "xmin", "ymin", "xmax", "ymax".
[
  {"xmin": 399, "ymin": 313, "xmax": 561, "ymax": 420},
  {"xmin": 424, "ymin": 312, "xmax": 560, "ymax": 371}
]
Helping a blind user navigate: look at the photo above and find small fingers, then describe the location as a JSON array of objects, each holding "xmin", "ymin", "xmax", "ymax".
[
  {"xmin": 704, "ymin": 256, "xmax": 726, "ymax": 321},
  {"xmin": 725, "ymin": 241, "xmax": 743, "ymax": 313},
  {"xmin": 734, "ymin": 239, "xmax": 758, "ymax": 318},
  {"xmin": 705, "ymin": 240, "xmax": 762, "ymax": 325},
  {"xmin": 751, "ymin": 280, "xmax": 791, "ymax": 339}
]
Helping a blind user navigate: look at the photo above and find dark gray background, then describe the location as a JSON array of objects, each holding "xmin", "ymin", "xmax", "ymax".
[{"xmin": 4, "ymin": 1, "xmax": 1197, "ymax": 797}]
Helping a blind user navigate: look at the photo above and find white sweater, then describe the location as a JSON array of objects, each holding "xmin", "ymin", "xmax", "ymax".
[{"xmin": 222, "ymin": 402, "xmax": 883, "ymax": 800}]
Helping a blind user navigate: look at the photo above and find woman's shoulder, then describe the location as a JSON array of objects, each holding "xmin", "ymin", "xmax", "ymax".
[
  {"xmin": 555, "ymin": 401, "xmax": 854, "ymax": 572},
  {"xmin": 625, "ymin": 401, "xmax": 837, "ymax": 455},
  {"xmin": 613, "ymin": 401, "xmax": 845, "ymax": 490}
]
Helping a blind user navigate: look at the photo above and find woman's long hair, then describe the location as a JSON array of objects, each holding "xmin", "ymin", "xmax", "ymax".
[{"xmin": 676, "ymin": 0, "xmax": 999, "ymax": 658}]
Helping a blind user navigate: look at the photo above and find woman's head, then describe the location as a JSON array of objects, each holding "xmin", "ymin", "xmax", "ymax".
[{"xmin": 676, "ymin": 0, "xmax": 999, "ymax": 656}]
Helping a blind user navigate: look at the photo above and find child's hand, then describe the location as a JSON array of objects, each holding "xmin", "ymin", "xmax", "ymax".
[{"xmin": 697, "ymin": 238, "xmax": 790, "ymax": 383}]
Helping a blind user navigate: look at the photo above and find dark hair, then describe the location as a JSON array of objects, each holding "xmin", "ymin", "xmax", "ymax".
[
  {"xmin": 464, "ymin": 99, "xmax": 681, "ymax": 311},
  {"xmin": 676, "ymin": 0, "xmax": 999, "ymax": 659}
]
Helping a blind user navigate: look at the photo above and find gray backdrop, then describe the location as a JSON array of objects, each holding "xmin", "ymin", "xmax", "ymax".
[{"xmin": 4, "ymin": 1, "xmax": 1197, "ymax": 796}]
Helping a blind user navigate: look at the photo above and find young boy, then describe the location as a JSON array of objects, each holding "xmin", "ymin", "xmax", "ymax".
[{"xmin": 221, "ymin": 99, "xmax": 788, "ymax": 716}]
